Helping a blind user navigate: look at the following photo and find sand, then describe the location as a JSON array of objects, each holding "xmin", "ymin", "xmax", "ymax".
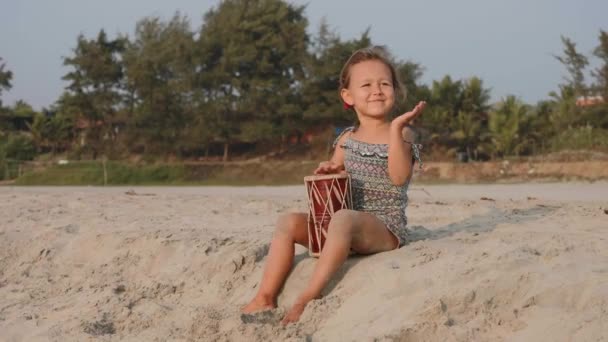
[{"xmin": 0, "ymin": 183, "xmax": 607, "ymax": 341}]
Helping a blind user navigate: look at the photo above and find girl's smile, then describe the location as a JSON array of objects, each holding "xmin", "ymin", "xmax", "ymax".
[{"xmin": 341, "ymin": 60, "xmax": 395, "ymax": 118}]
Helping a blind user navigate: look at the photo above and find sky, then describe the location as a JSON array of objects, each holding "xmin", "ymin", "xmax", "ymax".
[{"xmin": 1, "ymin": 0, "xmax": 606, "ymax": 110}]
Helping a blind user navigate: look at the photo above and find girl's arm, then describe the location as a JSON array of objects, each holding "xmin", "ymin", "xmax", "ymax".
[
  {"xmin": 387, "ymin": 126, "xmax": 414, "ymax": 185},
  {"xmin": 388, "ymin": 102, "xmax": 426, "ymax": 185},
  {"xmin": 313, "ymin": 130, "xmax": 351, "ymax": 175}
]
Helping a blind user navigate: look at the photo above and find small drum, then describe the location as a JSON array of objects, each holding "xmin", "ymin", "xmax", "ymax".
[{"xmin": 304, "ymin": 173, "xmax": 352, "ymax": 257}]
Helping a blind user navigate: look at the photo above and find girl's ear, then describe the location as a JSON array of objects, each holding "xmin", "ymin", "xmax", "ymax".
[{"xmin": 341, "ymin": 88, "xmax": 353, "ymax": 107}]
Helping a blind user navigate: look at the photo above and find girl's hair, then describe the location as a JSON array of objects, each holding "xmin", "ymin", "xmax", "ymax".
[{"xmin": 338, "ymin": 46, "xmax": 406, "ymax": 103}]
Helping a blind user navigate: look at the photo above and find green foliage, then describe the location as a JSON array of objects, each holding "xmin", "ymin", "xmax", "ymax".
[
  {"xmin": 555, "ymin": 36, "xmax": 589, "ymax": 97},
  {"xmin": 430, "ymin": 75, "xmax": 463, "ymax": 112},
  {"xmin": 4, "ymin": 4, "xmax": 608, "ymax": 168},
  {"xmin": 123, "ymin": 13, "xmax": 195, "ymax": 156},
  {"xmin": 549, "ymin": 126, "xmax": 608, "ymax": 151},
  {"xmin": 420, "ymin": 76, "xmax": 463, "ymax": 142},
  {"xmin": 461, "ymin": 77, "xmax": 491, "ymax": 114},
  {"xmin": 62, "ymin": 30, "xmax": 126, "ymax": 159},
  {"xmin": 16, "ymin": 161, "xmax": 187, "ymax": 185},
  {"xmin": 592, "ymin": 30, "xmax": 608, "ymax": 99},
  {"xmin": 27, "ymin": 112, "xmax": 73, "ymax": 153},
  {"xmin": 15, "ymin": 160, "xmax": 319, "ymax": 185},
  {"xmin": 418, "ymin": 75, "xmax": 491, "ymax": 160},
  {"xmin": 1, "ymin": 133, "xmax": 36, "ymax": 160},
  {"xmin": 0, "ymin": 100, "xmax": 38, "ymax": 133},
  {"xmin": 488, "ymin": 96, "xmax": 531, "ymax": 157},
  {"xmin": 395, "ymin": 61, "xmax": 428, "ymax": 112},
  {"xmin": 583, "ymin": 104, "xmax": 608, "ymax": 129},
  {"xmin": 12, "ymin": 100, "xmax": 36, "ymax": 118},
  {"xmin": 239, "ymin": 121, "xmax": 275, "ymax": 143},
  {"xmin": 450, "ymin": 111, "xmax": 482, "ymax": 158},
  {"xmin": 547, "ymin": 85, "xmax": 579, "ymax": 132},
  {"xmin": 196, "ymin": 0, "xmax": 310, "ymax": 160},
  {"xmin": 0, "ymin": 57, "xmax": 13, "ymax": 108}
]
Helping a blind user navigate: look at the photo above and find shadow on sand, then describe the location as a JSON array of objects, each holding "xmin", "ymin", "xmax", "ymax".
[{"xmin": 407, "ymin": 204, "xmax": 560, "ymax": 243}]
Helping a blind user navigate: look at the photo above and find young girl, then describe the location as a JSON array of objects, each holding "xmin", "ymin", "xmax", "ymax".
[{"xmin": 241, "ymin": 46, "xmax": 425, "ymax": 325}]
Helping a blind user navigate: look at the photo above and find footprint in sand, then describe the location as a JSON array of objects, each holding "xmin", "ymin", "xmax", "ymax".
[
  {"xmin": 54, "ymin": 223, "xmax": 79, "ymax": 234},
  {"xmin": 240, "ymin": 309, "xmax": 284, "ymax": 325}
]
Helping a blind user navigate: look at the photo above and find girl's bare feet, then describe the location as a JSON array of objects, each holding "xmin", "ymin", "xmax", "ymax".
[
  {"xmin": 281, "ymin": 300, "xmax": 309, "ymax": 325},
  {"xmin": 241, "ymin": 295, "xmax": 276, "ymax": 314}
]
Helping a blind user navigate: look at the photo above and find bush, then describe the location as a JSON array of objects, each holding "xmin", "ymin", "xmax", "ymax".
[
  {"xmin": 550, "ymin": 126, "xmax": 608, "ymax": 151},
  {"xmin": 15, "ymin": 161, "xmax": 188, "ymax": 185},
  {"xmin": 5, "ymin": 133, "xmax": 36, "ymax": 160}
]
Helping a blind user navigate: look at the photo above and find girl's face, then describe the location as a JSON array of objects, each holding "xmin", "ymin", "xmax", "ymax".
[{"xmin": 341, "ymin": 59, "xmax": 395, "ymax": 119}]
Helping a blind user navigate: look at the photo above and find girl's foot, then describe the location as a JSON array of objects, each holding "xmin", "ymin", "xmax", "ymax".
[
  {"xmin": 241, "ymin": 295, "xmax": 276, "ymax": 314},
  {"xmin": 281, "ymin": 300, "xmax": 308, "ymax": 325}
]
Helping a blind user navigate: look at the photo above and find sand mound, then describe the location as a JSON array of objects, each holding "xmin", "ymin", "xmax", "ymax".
[{"xmin": 1, "ymin": 184, "xmax": 606, "ymax": 341}]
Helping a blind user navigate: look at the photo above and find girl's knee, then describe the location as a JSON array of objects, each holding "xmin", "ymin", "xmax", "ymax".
[
  {"xmin": 328, "ymin": 209, "xmax": 358, "ymax": 235},
  {"xmin": 275, "ymin": 213, "xmax": 304, "ymax": 237}
]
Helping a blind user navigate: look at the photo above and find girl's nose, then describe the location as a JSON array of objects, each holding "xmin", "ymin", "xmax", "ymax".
[{"xmin": 372, "ymin": 83, "xmax": 382, "ymax": 94}]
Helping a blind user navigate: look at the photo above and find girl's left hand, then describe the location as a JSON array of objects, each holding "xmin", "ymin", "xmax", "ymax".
[
  {"xmin": 391, "ymin": 101, "xmax": 426, "ymax": 129},
  {"xmin": 313, "ymin": 161, "xmax": 344, "ymax": 175}
]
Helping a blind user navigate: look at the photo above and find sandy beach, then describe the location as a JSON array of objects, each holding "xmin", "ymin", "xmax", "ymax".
[{"xmin": 1, "ymin": 183, "xmax": 607, "ymax": 341}]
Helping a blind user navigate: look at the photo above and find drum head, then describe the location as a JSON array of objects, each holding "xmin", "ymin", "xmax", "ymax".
[{"xmin": 304, "ymin": 173, "xmax": 349, "ymax": 182}]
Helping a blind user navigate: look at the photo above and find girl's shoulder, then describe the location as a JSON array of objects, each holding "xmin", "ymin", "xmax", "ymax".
[{"xmin": 332, "ymin": 126, "xmax": 356, "ymax": 148}]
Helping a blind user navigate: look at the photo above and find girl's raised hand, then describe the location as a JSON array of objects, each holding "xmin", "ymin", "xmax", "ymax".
[
  {"xmin": 313, "ymin": 161, "xmax": 344, "ymax": 175},
  {"xmin": 391, "ymin": 101, "xmax": 426, "ymax": 129}
]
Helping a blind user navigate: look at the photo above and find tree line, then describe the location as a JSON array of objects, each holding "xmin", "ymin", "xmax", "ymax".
[{"xmin": 0, "ymin": 0, "xmax": 607, "ymax": 165}]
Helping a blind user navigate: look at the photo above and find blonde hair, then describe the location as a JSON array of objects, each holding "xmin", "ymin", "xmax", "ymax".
[{"xmin": 338, "ymin": 46, "xmax": 406, "ymax": 103}]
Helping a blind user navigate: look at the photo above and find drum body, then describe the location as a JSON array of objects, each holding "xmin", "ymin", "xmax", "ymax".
[{"xmin": 304, "ymin": 174, "xmax": 352, "ymax": 257}]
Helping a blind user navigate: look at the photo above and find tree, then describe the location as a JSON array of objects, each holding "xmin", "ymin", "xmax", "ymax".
[
  {"xmin": 592, "ymin": 30, "xmax": 608, "ymax": 100},
  {"xmin": 196, "ymin": 0, "xmax": 310, "ymax": 161},
  {"xmin": 0, "ymin": 57, "xmax": 12, "ymax": 107},
  {"xmin": 418, "ymin": 75, "xmax": 463, "ymax": 151},
  {"xmin": 488, "ymin": 96, "xmax": 530, "ymax": 157},
  {"xmin": 122, "ymin": 13, "xmax": 196, "ymax": 157},
  {"xmin": 450, "ymin": 111, "xmax": 482, "ymax": 160},
  {"xmin": 547, "ymin": 32, "xmax": 608, "ymax": 149},
  {"xmin": 461, "ymin": 77, "xmax": 491, "ymax": 114},
  {"xmin": 448, "ymin": 77, "xmax": 492, "ymax": 160},
  {"xmin": 429, "ymin": 75, "xmax": 463, "ymax": 113},
  {"xmin": 27, "ymin": 113, "xmax": 46, "ymax": 152},
  {"xmin": 524, "ymin": 100, "xmax": 555, "ymax": 155},
  {"xmin": 3, "ymin": 133, "xmax": 36, "ymax": 161},
  {"xmin": 62, "ymin": 30, "xmax": 126, "ymax": 159},
  {"xmin": 27, "ymin": 110, "xmax": 73, "ymax": 154},
  {"xmin": 393, "ymin": 60, "xmax": 429, "ymax": 116},
  {"xmin": 12, "ymin": 100, "xmax": 36, "ymax": 118},
  {"xmin": 554, "ymin": 36, "xmax": 589, "ymax": 98}
]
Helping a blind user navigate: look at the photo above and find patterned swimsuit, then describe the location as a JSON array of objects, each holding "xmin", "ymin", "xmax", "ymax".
[{"xmin": 336, "ymin": 127, "xmax": 422, "ymax": 247}]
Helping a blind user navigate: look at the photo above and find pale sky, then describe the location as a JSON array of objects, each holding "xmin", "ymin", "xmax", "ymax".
[{"xmin": 1, "ymin": 0, "xmax": 606, "ymax": 110}]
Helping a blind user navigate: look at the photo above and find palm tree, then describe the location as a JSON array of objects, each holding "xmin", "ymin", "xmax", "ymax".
[
  {"xmin": 450, "ymin": 111, "xmax": 482, "ymax": 161},
  {"xmin": 488, "ymin": 96, "xmax": 530, "ymax": 158},
  {"xmin": 461, "ymin": 77, "xmax": 491, "ymax": 114},
  {"xmin": 451, "ymin": 77, "xmax": 492, "ymax": 160}
]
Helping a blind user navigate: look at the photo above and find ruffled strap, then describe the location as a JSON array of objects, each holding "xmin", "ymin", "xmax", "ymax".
[
  {"xmin": 405, "ymin": 140, "xmax": 424, "ymax": 169},
  {"xmin": 335, "ymin": 126, "xmax": 423, "ymax": 169},
  {"xmin": 341, "ymin": 139, "xmax": 387, "ymax": 158},
  {"xmin": 332, "ymin": 126, "xmax": 355, "ymax": 148}
]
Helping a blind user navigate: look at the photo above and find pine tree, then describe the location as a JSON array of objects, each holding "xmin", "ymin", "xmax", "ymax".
[{"xmin": 62, "ymin": 30, "xmax": 126, "ymax": 159}]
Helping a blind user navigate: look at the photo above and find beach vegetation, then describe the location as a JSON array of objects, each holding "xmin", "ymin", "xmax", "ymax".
[{"xmin": 0, "ymin": 3, "xmax": 606, "ymax": 184}]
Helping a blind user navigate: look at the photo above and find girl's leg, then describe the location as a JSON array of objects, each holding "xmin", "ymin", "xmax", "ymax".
[
  {"xmin": 281, "ymin": 209, "xmax": 397, "ymax": 324},
  {"xmin": 241, "ymin": 212, "xmax": 309, "ymax": 313}
]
